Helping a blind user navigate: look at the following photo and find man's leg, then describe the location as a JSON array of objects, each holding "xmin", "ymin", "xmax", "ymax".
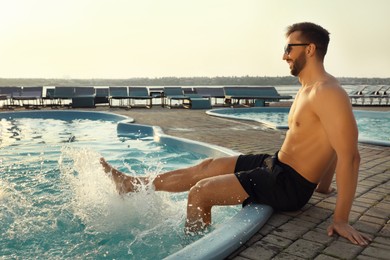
[
  {"xmin": 185, "ymin": 173, "xmax": 249, "ymax": 233},
  {"xmin": 100, "ymin": 156, "xmax": 239, "ymax": 193}
]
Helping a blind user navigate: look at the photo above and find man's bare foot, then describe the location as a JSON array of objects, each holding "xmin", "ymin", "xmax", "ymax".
[
  {"xmin": 184, "ymin": 219, "xmax": 208, "ymax": 236},
  {"xmin": 99, "ymin": 157, "xmax": 137, "ymax": 194},
  {"xmin": 316, "ymin": 186, "xmax": 335, "ymax": 194},
  {"xmin": 100, "ymin": 158, "xmax": 113, "ymax": 174}
]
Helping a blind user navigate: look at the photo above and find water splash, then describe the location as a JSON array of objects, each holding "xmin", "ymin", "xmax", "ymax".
[{"xmin": 58, "ymin": 147, "xmax": 190, "ymax": 257}]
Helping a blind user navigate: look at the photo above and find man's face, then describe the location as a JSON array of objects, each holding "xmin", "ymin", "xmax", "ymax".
[
  {"xmin": 283, "ymin": 31, "xmax": 308, "ymax": 76},
  {"xmin": 290, "ymin": 51, "xmax": 306, "ymax": 76}
]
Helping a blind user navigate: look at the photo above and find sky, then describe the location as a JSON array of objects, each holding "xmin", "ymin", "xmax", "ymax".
[{"xmin": 0, "ymin": 0, "xmax": 389, "ymax": 79}]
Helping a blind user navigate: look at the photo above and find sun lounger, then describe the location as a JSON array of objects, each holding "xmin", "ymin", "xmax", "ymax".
[
  {"xmin": 184, "ymin": 93, "xmax": 212, "ymax": 109},
  {"xmin": 349, "ymin": 85, "xmax": 367, "ymax": 105},
  {"xmin": 149, "ymin": 87, "xmax": 165, "ymax": 107},
  {"xmin": 95, "ymin": 87, "xmax": 109, "ymax": 105},
  {"xmin": 53, "ymin": 86, "xmax": 75, "ymax": 106},
  {"xmin": 223, "ymin": 86, "xmax": 292, "ymax": 107},
  {"xmin": 72, "ymin": 87, "xmax": 96, "ymax": 108},
  {"xmin": 350, "ymin": 85, "xmax": 389, "ymax": 106},
  {"xmin": 0, "ymin": 94, "xmax": 7, "ymax": 107},
  {"xmin": 128, "ymin": 87, "xmax": 153, "ymax": 108},
  {"xmin": 12, "ymin": 86, "xmax": 43, "ymax": 107},
  {"xmin": 0, "ymin": 86, "xmax": 22, "ymax": 107},
  {"xmin": 381, "ymin": 86, "xmax": 390, "ymax": 105},
  {"xmin": 194, "ymin": 87, "xmax": 225, "ymax": 105},
  {"xmin": 364, "ymin": 85, "xmax": 389, "ymax": 105},
  {"xmin": 163, "ymin": 87, "xmax": 189, "ymax": 108},
  {"xmin": 109, "ymin": 86, "xmax": 129, "ymax": 108}
]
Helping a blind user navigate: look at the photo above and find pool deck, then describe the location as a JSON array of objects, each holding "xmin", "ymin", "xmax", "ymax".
[{"xmin": 3, "ymin": 105, "xmax": 390, "ymax": 259}]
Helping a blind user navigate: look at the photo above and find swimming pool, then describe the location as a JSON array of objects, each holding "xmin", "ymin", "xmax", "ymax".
[
  {"xmin": 0, "ymin": 110, "xmax": 272, "ymax": 259},
  {"xmin": 207, "ymin": 107, "xmax": 390, "ymax": 146}
]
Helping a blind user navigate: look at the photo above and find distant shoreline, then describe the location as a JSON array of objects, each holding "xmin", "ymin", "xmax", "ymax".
[{"xmin": 1, "ymin": 76, "xmax": 389, "ymax": 86}]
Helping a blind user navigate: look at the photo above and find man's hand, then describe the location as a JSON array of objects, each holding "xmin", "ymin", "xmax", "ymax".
[{"xmin": 327, "ymin": 221, "xmax": 371, "ymax": 246}]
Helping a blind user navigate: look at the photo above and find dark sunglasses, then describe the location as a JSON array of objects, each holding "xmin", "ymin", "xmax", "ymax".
[{"xmin": 284, "ymin": 43, "xmax": 310, "ymax": 55}]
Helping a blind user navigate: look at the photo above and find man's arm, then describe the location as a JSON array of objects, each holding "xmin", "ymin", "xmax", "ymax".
[{"xmin": 311, "ymin": 84, "xmax": 370, "ymax": 245}]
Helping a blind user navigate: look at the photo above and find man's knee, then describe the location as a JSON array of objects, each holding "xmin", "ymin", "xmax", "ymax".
[{"xmin": 188, "ymin": 178, "xmax": 212, "ymax": 207}]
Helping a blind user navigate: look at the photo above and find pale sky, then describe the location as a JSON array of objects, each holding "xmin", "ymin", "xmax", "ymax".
[{"xmin": 0, "ymin": 0, "xmax": 389, "ymax": 79}]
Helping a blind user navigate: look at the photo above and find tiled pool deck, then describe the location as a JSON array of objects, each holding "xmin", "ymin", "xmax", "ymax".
[
  {"xmin": 111, "ymin": 106, "xmax": 389, "ymax": 260},
  {"xmin": 4, "ymin": 105, "xmax": 389, "ymax": 259}
]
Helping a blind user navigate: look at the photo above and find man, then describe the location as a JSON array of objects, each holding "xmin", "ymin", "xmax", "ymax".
[{"xmin": 100, "ymin": 22, "xmax": 370, "ymax": 245}]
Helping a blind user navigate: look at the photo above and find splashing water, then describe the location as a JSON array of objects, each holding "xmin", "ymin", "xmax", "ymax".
[
  {"xmin": 61, "ymin": 147, "xmax": 186, "ymax": 230},
  {"xmin": 0, "ymin": 117, "xmax": 239, "ymax": 259},
  {"xmin": 59, "ymin": 147, "xmax": 190, "ymax": 258}
]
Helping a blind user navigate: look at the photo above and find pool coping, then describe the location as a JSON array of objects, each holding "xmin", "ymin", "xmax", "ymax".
[
  {"xmin": 0, "ymin": 110, "xmax": 132, "ymax": 122},
  {"xmin": 1, "ymin": 110, "xmax": 273, "ymax": 260}
]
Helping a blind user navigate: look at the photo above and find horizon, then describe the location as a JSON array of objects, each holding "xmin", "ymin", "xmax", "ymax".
[{"xmin": 1, "ymin": 0, "xmax": 389, "ymax": 79}]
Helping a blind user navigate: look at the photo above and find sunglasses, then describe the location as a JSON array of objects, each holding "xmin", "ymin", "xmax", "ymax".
[{"xmin": 284, "ymin": 43, "xmax": 310, "ymax": 55}]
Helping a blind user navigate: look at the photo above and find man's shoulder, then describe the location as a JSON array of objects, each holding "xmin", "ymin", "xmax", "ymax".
[
  {"xmin": 315, "ymin": 74, "xmax": 341, "ymax": 90},
  {"xmin": 309, "ymin": 78, "xmax": 350, "ymax": 112},
  {"xmin": 311, "ymin": 76, "xmax": 344, "ymax": 98}
]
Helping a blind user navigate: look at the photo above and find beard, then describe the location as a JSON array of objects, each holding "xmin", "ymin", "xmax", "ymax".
[{"xmin": 290, "ymin": 52, "xmax": 306, "ymax": 76}]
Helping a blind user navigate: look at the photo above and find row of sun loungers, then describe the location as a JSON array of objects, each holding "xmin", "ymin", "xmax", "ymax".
[
  {"xmin": 349, "ymin": 85, "xmax": 389, "ymax": 106},
  {"xmin": 0, "ymin": 86, "xmax": 293, "ymax": 109}
]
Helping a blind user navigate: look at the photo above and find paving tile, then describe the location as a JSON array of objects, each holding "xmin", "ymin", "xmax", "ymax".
[
  {"xmin": 316, "ymin": 201, "xmax": 336, "ymax": 211},
  {"xmin": 261, "ymin": 234, "xmax": 293, "ymax": 248},
  {"xmin": 303, "ymin": 229, "xmax": 335, "ymax": 245},
  {"xmin": 314, "ymin": 254, "xmax": 339, "ymax": 260},
  {"xmin": 299, "ymin": 206, "xmax": 333, "ymax": 223},
  {"xmin": 356, "ymin": 255, "xmax": 382, "ymax": 260},
  {"xmin": 323, "ymin": 240, "xmax": 365, "ymax": 259},
  {"xmin": 353, "ymin": 220, "xmax": 384, "ymax": 234},
  {"xmin": 266, "ymin": 213, "xmax": 292, "ymax": 227},
  {"xmin": 271, "ymin": 222, "xmax": 310, "ymax": 240},
  {"xmin": 272, "ymin": 252, "xmax": 304, "ymax": 259},
  {"xmin": 289, "ymin": 218, "xmax": 318, "ymax": 229},
  {"xmin": 379, "ymin": 223, "xmax": 390, "ymax": 237},
  {"xmin": 361, "ymin": 243, "xmax": 390, "ymax": 259},
  {"xmin": 257, "ymin": 224, "xmax": 276, "ymax": 237},
  {"xmin": 374, "ymin": 236, "xmax": 390, "ymax": 245},
  {"xmin": 365, "ymin": 207, "xmax": 389, "ymax": 219},
  {"xmin": 359, "ymin": 215, "xmax": 387, "ymax": 225},
  {"xmin": 238, "ymin": 240, "xmax": 279, "ymax": 260},
  {"xmin": 283, "ymin": 238, "xmax": 325, "ymax": 258}
]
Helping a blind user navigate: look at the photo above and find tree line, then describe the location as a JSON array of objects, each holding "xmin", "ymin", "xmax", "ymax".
[{"xmin": 0, "ymin": 76, "xmax": 389, "ymax": 86}]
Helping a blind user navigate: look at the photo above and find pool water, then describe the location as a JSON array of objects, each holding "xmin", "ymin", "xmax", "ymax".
[
  {"xmin": 208, "ymin": 108, "xmax": 389, "ymax": 146},
  {"xmin": 232, "ymin": 111, "xmax": 289, "ymax": 129},
  {"xmin": 0, "ymin": 117, "xmax": 239, "ymax": 259}
]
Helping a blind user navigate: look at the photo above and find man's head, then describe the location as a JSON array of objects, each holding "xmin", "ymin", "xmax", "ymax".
[{"xmin": 285, "ymin": 22, "xmax": 330, "ymax": 61}]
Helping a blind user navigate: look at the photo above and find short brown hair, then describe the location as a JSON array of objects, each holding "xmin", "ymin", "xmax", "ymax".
[{"xmin": 286, "ymin": 22, "xmax": 330, "ymax": 61}]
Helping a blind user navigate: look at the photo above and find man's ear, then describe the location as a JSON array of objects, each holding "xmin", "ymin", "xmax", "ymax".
[{"xmin": 307, "ymin": 43, "xmax": 316, "ymax": 57}]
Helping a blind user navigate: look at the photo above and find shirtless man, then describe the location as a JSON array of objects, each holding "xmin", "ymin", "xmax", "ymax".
[{"xmin": 100, "ymin": 22, "xmax": 370, "ymax": 245}]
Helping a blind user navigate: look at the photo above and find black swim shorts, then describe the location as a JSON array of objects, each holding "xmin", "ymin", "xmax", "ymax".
[{"xmin": 234, "ymin": 152, "xmax": 317, "ymax": 211}]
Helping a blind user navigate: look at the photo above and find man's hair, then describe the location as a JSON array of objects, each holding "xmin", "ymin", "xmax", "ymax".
[{"xmin": 286, "ymin": 22, "xmax": 330, "ymax": 61}]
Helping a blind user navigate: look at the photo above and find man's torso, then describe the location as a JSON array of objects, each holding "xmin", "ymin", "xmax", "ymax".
[{"xmin": 279, "ymin": 81, "xmax": 338, "ymax": 183}]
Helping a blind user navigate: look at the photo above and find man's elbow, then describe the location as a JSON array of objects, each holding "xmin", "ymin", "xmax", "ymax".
[{"xmin": 353, "ymin": 150, "xmax": 361, "ymax": 169}]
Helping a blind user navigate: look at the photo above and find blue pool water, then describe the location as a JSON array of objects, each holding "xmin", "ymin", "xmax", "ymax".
[
  {"xmin": 207, "ymin": 108, "xmax": 390, "ymax": 146},
  {"xmin": 0, "ymin": 112, "xmax": 241, "ymax": 259}
]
